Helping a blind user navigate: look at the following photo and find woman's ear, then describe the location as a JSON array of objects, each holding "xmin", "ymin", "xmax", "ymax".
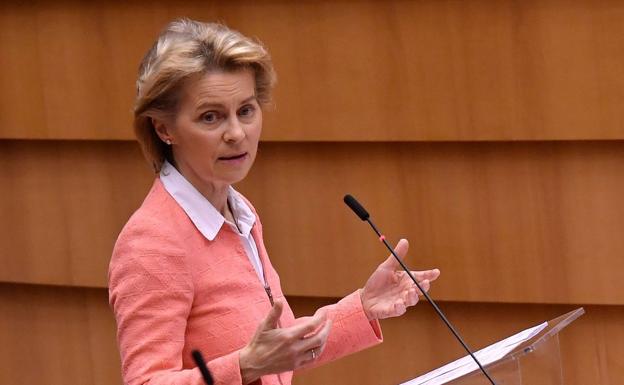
[{"xmin": 152, "ymin": 117, "xmax": 174, "ymax": 145}]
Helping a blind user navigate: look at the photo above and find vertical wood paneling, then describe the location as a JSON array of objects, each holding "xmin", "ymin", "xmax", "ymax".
[
  {"xmin": 1, "ymin": 0, "xmax": 624, "ymax": 140},
  {"xmin": 2, "ymin": 0, "xmax": 623, "ymax": 384},
  {"xmin": 2, "ymin": 140, "xmax": 624, "ymax": 305},
  {"xmin": 0, "ymin": 284, "xmax": 121, "ymax": 385}
]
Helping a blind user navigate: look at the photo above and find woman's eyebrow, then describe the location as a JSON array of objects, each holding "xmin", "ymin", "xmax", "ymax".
[
  {"xmin": 194, "ymin": 95, "xmax": 257, "ymax": 111},
  {"xmin": 239, "ymin": 95, "xmax": 257, "ymax": 104}
]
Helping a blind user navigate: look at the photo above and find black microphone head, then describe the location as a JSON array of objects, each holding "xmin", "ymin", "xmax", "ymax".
[{"xmin": 344, "ymin": 194, "xmax": 370, "ymax": 221}]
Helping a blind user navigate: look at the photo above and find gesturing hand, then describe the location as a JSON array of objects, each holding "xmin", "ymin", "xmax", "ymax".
[
  {"xmin": 360, "ymin": 239, "xmax": 440, "ymax": 321},
  {"xmin": 239, "ymin": 301, "xmax": 333, "ymax": 384}
]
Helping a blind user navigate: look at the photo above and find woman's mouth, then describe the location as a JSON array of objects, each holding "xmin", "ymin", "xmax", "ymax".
[{"xmin": 218, "ymin": 152, "xmax": 248, "ymax": 162}]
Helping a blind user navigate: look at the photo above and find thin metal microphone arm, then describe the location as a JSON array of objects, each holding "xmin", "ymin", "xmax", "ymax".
[{"xmin": 365, "ymin": 218, "xmax": 497, "ymax": 385}]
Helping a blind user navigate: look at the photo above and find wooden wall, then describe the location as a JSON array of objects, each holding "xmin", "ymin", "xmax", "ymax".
[{"xmin": 1, "ymin": 0, "xmax": 623, "ymax": 384}]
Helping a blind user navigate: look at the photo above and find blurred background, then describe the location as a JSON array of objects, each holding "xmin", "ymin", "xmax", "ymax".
[{"xmin": 1, "ymin": 0, "xmax": 623, "ymax": 384}]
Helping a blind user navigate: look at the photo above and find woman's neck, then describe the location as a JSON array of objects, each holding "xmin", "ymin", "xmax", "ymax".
[
  {"xmin": 171, "ymin": 160, "xmax": 230, "ymax": 216},
  {"xmin": 198, "ymin": 184, "xmax": 230, "ymax": 216}
]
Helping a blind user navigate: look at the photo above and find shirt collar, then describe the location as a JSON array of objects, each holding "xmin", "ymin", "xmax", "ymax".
[{"xmin": 159, "ymin": 160, "xmax": 256, "ymax": 240}]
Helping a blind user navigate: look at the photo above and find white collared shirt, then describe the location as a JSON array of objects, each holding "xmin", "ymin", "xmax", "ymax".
[{"xmin": 160, "ymin": 160, "xmax": 265, "ymax": 284}]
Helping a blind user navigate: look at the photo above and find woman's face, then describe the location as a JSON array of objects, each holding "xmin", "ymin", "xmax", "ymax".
[{"xmin": 157, "ymin": 69, "xmax": 262, "ymax": 191}]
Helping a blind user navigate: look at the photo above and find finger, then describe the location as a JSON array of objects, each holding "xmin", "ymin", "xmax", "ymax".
[
  {"xmin": 300, "ymin": 318, "xmax": 332, "ymax": 351},
  {"xmin": 301, "ymin": 309, "xmax": 329, "ymax": 338},
  {"xmin": 404, "ymin": 287, "xmax": 419, "ymax": 306},
  {"xmin": 314, "ymin": 319, "xmax": 333, "ymax": 355},
  {"xmin": 298, "ymin": 320, "xmax": 333, "ymax": 364},
  {"xmin": 393, "ymin": 299, "xmax": 407, "ymax": 317},
  {"xmin": 416, "ymin": 279, "xmax": 430, "ymax": 295},
  {"xmin": 411, "ymin": 268, "xmax": 441, "ymax": 282},
  {"xmin": 260, "ymin": 300, "xmax": 284, "ymax": 330},
  {"xmin": 287, "ymin": 311, "xmax": 327, "ymax": 339},
  {"xmin": 380, "ymin": 239, "xmax": 410, "ymax": 269}
]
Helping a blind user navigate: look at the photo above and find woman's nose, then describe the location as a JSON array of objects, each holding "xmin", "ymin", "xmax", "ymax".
[{"xmin": 223, "ymin": 117, "xmax": 246, "ymax": 143}]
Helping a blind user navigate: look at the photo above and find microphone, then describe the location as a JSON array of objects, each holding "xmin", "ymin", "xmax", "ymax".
[
  {"xmin": 344, "ymin": 194, "xmax": 369, "ymax": 220},
  {"xmin": 191, "ymin": 349, "xmax": 215, "ymax": 385},
  {"xmin": 343, "ymin": 194, "xmax": 497, "ymax": 385}
]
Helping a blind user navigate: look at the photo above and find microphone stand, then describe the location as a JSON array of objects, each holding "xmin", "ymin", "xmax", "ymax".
[
  {"xmin": 192, "ymin": 349, "xmax": 215, "ymax": 385},
  {"xmin": 344, "ymin": 194, "xmax": 497, "ymax": 385}
]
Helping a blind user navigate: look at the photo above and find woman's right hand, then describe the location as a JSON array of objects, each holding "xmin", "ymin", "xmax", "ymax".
[{"xmin": 238, "ymin": 301, "xmax": 333, "ymax": 384}]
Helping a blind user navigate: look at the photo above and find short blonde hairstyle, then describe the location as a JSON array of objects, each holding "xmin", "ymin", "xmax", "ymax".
[{"xmin": 134, "ymin": 19, "xmax": 276, "ymax": 172}]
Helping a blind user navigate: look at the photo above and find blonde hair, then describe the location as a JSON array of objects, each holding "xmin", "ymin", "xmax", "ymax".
[{"xmin": 134, "ymin": 19, "xmax": 276, "ymax": 172}]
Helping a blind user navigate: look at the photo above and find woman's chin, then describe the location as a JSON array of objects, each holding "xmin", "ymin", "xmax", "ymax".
[
  {"xmin": 217, "ymin": 169, "xmax": 252, "ymax": 186},
  {"xmin": 215, "ymin": 155, "xmax": 255, "ymax": 184}
]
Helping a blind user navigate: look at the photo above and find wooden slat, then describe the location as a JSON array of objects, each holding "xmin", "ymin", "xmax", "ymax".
[
  {"xmin": 1, "ymin": 283, "xmax": 621, "ymax": 385},
  {"xmin": 1, "ymin": 0, "xmax": 624, "ymax": 140},
  {"xmin": 0, "ymin": 140, "xmax": 153, "ymax": 287},
  {"xmin": 0, "ymin": 283, "xmax": 121, "ymax": 385},
  {"xmin": 1, "ymin": 140, "xmax": 624, "ymax": 305},
  {"xmin": 251, "ymin": 141, "xmax": 624, "ymax": 305}
]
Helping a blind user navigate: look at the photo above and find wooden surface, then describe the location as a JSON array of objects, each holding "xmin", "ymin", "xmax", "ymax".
[
  {"xmin": 1, "ymin": 283, "xmax": 621, "ymax": 385},
  {"xmin": 249, "ymin": 141, "xmax": 624, "ymax": 304},
  {"xmin": 2, "ymin": 1, "xmax": 623, "ymax": 384},
  {"xmin": 0, "ymin": 283, "xmax": 121, "ymax": 385},
  {"xmin": 292, "ymin": 298, "xmax": 624, "ymax": 385},
  {"xmin": 1, "ymin": 0, "xmax": 624, "ymax": 140},
  {"xmin": 2, "ymin": 140, "xmax": 624, "ymax": 305},
  {"xmin": 0, "ymin": 140, "xmax": 152, "ymax": 287}
]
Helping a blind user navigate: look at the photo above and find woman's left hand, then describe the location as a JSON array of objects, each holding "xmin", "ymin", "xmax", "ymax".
[{"xmin": 360, "ymin": 239, "xmax": 440, "ymax": 321}]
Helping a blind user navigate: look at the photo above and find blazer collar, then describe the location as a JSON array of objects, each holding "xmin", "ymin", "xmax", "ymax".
[{"xmin": 159, "ymin": 160, "xmax": 256, "ymax": 240}]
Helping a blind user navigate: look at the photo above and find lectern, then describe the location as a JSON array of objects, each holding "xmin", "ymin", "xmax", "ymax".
[{"xmin": 403, "ymin": 308, "xmax": 585, "ymax": 385}]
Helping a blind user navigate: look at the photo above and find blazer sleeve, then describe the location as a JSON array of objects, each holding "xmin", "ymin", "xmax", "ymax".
[
  {"xmin": 296, "ymin": 289, "xmax": 383, "ymax": 371},
  {"xmin": 109, "ymin": 228, "xmax": 246, "ymax": 385}
]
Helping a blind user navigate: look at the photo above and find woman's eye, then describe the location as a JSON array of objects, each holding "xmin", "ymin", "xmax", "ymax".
[
  {"xmin": 201, "ymin": 112, "xmax": 219, "ymax": 123},
  {"xmin": 238, "ymin": 105, "xmax": 256, "ymax": 118}
]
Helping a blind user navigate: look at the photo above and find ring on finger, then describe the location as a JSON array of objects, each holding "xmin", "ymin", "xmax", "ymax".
[{"xmin": 311, "ymin": 348, "xmax": 317, "ymax": 360}]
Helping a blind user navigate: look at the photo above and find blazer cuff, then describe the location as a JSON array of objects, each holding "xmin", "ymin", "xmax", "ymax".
[
  {"xmin": 347, "ymin": 289, "xmax": 383, "ymax": 343},
  {"xmin": 207, "ymin": 349, "xmax": 244, "ymax": 385}
]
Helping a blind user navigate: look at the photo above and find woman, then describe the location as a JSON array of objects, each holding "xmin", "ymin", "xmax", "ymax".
[{"xmin": 109, "ymin": 19, "xmax": 440, "ymax": 385}]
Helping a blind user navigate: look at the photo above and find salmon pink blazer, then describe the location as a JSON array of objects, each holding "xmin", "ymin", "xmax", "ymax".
[{"xmin": 109, "ymin": 179, "xmax": 383, "ymax": 385}]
